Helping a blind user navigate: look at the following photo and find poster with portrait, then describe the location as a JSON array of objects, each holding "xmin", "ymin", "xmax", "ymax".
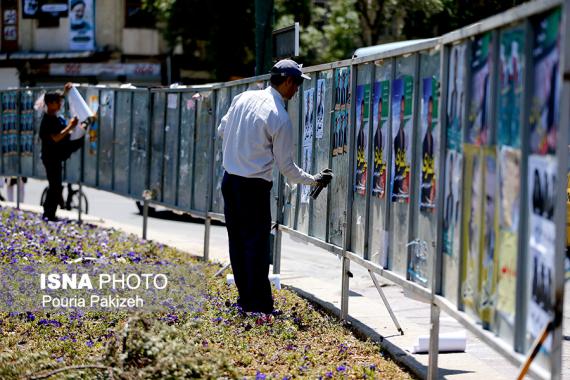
[
  {"xmin": 467, "ymin": 33, "xmax": 492, "ymax": 146},
  {"xmin": 496, "ymin": 147, "xmax": 521, "ymax": 320},
  {"xmin": 391, "ymin": 77, "xmax": 413, "ymax": 202},
  {"xmin": 334, "ymin": 67, "xmax": 351, "ymax": 111},
  {"xmin": 84, "ymin": 91, "xmax": 99, "ymax": 156},
  {"xmin": 479, "ymin": 149, "xmax": 497, "ymax": 326},
  {"xmin": 303, "ymin": 88, "xmax": 314, "ymax": 148},
  {"xmin": 498, "ymin": 27, "xmax": 525, "ymax": 148},
  {"xmin": 446, "ymin": 44, "xmax": 466, "ymax": 152},
  {"xmin": 300, "ymin": 145, "xmax": 313, "ymax": 204},
  {"xmin": 527, "ymin": 155, "xmax": 557, "ymax": 350},
  {"xmin": 354, "ymin": 84, "xmax": 370, "ymax": 196},
  {"xmin": 420, "ymin": 77, "xmax": 439, "ymax": 211},
  {"xmin": 529, "ymin": 8, "xmax": 560, "ymax": 155},
  {"xmin": 371, "ymin": 80, "xmax": 389, "ymax": 198},
  {"xmin": 461, "ymin": 146, "xmax": 483, "ymax": 315},
  {"xmin": 315, "ymin": 79, "xmax": 326, "ymax": 139},
  {"xmin": 69, "ymin": 0, "xmax": 95, "ymax": 51}
]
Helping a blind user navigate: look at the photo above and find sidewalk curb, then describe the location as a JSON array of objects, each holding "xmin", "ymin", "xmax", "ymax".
[{"xmin": 286, "ymin": 285, "xmax": 428, "ymax": 380}]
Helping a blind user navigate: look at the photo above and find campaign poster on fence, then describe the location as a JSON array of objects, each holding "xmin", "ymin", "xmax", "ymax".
[
  {"xmin": 303, "ymin": 88, "xmax": 314, "ymax": 148},
  {"xmin": 87, "ymin": 92, "xmax": 99, "ymax": 156},
  {"xmin": 461, "ymin": 146, "xmax": 483, "ymax": 315},
  {"xmin": 334, "ymin": 67, "xmax": 350, "ymax": 111},
  {"xmin": 496, "ymin": 147, "xmax": 521, "ymax": 320},
  {"xmin": 467, "ymin": 33, "xmax": 492, "ymax": 146},
  {"xmin": 69, "ymin": 0, "xmax": 95, "ymax": 51},
  {"xmin": 498, "ymin": 27, "xmax": 524, "ymax": 148},
  {"xmin": 529, "ymin": 8, "xmax": 560, "ymax": 155},
  {"xmin": 371, "ymin": 80, "xmax": 389, "ymax": 198},
  {"xmin": 316, "ymin": 79, "xmax": 326, "ymax": 139},
  {"xmin": 527, "ymin": 155, "xmax": 557, "ymax": 350},
  {"xmin": 446, "ymin": 43, "xmax": 466, "ymax": 152},
  {"xmin": 391, "ymin": 77, "xmax": 413, "ymax": 203},
  {"xmin": 479, "ymin": 149, "xmax": 497, "ymax": 327},
  {"xmin": 420, "ymin": 77, "xmax": 439, "ymax": 212},
  {"xmin": 300, "ymin": 145, "xmax": 313, "ymax": 204},
  {"xmin": 354, "ymin": 84, "xmax": 370, "ymax": 196}
]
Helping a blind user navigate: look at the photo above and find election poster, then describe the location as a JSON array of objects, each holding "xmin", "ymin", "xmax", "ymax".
[
  {"xmin": 371, "ymin": 80, "xmax": 389, "ymax": 198},
  {"xmin": 479, "ymin": 149, "xmax": 498, "ymax": 327},
  {"xmin": 303, "ymin": 88, "xmax": 314, "ymax": 148},
  {"xmin": 391, "ymin": 77, "xmax": 413, "ymax": 203},
  {"xmin": 86, "ymin": 91, "xmax": 99, "ymax": 156},
  {"xmin": 527, "ymin": 155, "xmax": 557, "ymax": 350},
  {"xmin": 498, "ymin": 27, "xmax": 525, "ymax": 148},
  {"xmin": 496, "ymin": 147, "xmax": 521, "ymax": 320},
  {"xmin": 301, "ymin": 88, "xmax": 315, "ymax": 204},
  {"xmin": 316, "ymin": 79, "xmax": 326, "ymax": 139},
  {"xmin": 420, "ymin": 77, "xmax": 439, "ymax": 212},
  {"xmin": 467, "ymin": 33, "xmax": 492, "ymax": 146},
  {"xmin": 69, "ymin": 0, "xmax": 95, "ymax": 51},
  {"xmin": 529, "ymin": 8, "xmax": 560, "ymax": 155},
  {"xmin": 446, "ymin": 43, "xmax": 466, "ymax": 152},
  {"xmin": 334, "ymin": 67, "xmax": 351, "ymax": 111},
  {"xmin": 461, "ymin": 146, "xmax": 483, "ymax": 316},
  {"xmin": 300, "ymin": 145, "xmax": 313, "ymax": 204},
  {"xmin": 354, "ymin": 84, "xmax": 370, "ymax": 196}
]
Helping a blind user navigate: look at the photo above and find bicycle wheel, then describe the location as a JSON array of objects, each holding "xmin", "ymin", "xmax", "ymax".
[
  {"xmin": 40, "ymin": 187, "xmax": 48, "ymax": 206},
  {"xmin": 69, "ymin": 190, "xmax": 89, "ymax": 214}
]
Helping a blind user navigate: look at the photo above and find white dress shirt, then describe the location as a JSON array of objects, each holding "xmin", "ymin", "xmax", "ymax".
[{"xmin": 218, "ymin": 86, "xmax": 316, "ymax": 185}]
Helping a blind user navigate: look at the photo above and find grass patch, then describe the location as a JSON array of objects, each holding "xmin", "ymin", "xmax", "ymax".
[{"xmin": 0, "ymin": 207, "xmax": 414, "ymax": 379}]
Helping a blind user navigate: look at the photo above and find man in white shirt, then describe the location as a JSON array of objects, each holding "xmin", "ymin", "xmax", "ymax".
[{"xmin": 218, "ymin": 59, "xmax": 333, "ymax": 314}]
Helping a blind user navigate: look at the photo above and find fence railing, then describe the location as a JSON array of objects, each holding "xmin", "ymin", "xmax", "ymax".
[{"xmin": 1, "ymin": 0, "xmax": 568, "ymax": 378}]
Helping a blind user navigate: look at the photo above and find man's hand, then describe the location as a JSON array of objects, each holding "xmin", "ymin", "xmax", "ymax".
[
  {"xmin": 64, "ymin": 82, "xmax": 74, "ymax": 95},
  {"xmin": 313, "ymin": 168, "xmax": 333, "ymax": 188}
]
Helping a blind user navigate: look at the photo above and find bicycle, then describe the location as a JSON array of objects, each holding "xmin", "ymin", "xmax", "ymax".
[{"xmin": 40, "ymin": 182, "xmax": 89, "ymax": 214}]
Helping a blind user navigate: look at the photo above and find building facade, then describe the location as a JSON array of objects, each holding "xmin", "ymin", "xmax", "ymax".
[{"xmin": 0, "ymin": 0, "xmax": 169, "ymax": 87}]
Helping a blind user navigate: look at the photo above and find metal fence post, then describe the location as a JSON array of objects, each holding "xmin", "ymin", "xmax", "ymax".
[
  {"xmin": 427, "ymin": 303, "xmax": 441, "ymax": 380},
  {"xmin": 273, "ymin": 173, "xmax": 284, "ymax": 274},
  {"xmin": 203, "ymin": 90, "xmax": 218, "ymax": 262}
]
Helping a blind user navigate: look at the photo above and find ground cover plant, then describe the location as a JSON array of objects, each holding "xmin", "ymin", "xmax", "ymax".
[{"xmin": 0, "ymin": 207, "xmax": 414, "ymax": 379}]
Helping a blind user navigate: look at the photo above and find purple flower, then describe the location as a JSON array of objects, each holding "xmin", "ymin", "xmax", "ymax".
[
  {"xmin": 336, "ymin": 365, "xmax": 346, "ymax": 372},
  {"xmin": 369, "ymin": 364, "xmax": 376, "ymax": 371},
  {"xmin": 325, "ymin": 371, "xmax": 333, "ymax": 378},
  {"xmin": 86, "ymin": 340, "xmax": 94, "ymax": 347},
  {"xmin": 26, "ymin": 311, "xmax": 35, "ymax": 321},
  {"xmin": 38, "ymin": 319, "xmax": 62, "ymax": 327},
  {"xmin": 56, "ymin": 357, "xmax": 63, "ymax": 363},
  {"xmin": 255, "ymin": 371, "xmax": 266, "ymax": 380}
]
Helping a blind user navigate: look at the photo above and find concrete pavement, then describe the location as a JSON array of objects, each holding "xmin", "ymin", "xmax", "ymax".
[{"xmin": 6, "ymin": 179, "xmax": 569, "ymax": 379}]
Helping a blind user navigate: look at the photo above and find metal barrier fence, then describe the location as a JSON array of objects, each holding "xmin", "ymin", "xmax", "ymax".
[{"xmin": 1, "ymin": 0, "xmax": 568, "ymax": 378}]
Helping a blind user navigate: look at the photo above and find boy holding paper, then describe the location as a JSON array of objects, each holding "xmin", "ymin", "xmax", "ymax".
[{"xmin": 39, "ymin": 83, "xmax": 87, "ymax": 221}]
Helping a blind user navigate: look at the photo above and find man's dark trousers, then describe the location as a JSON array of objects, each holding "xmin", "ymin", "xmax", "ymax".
[
  {"xmin": 221, "ymin": 171, "xmax": 273, "ymax": 313},
  {"xmin": 42, "ymin": 158, "xmax": 63, "ymax": 220}
]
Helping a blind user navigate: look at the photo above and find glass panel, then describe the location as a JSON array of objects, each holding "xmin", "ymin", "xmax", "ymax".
[
  {"xmin": 149, "ymin": 92, "xmax": 166, "ymax": 201},
  {"xmin": 368, "ymin": 61, "xmax": 392, "ymax": 267},
  {"xmin": 212, "ymin": 87, "xmax": 231, "ymax": 214},
  {"xmin": 129, "ymin": 91, "xmax": 150, "ymax": 199},
  {"xmin": 411, "ymin": 51, "xmax": 441, "ymax": 288},
  {"xmin": 351, "ymin": 63, "xmax": 372, "ymax": 257},
  {"xmin": 113, "ymin": 91, "xmax": 131, "ymax": 195},
  {"xmin": 442, "ymin": 42, "xmax": 468, "ymax": 305},
  {"xmin": 33, "ymin": 89, "xmax": 46, "ymax": 179},
  {"xmin": 284, "ymin": 90, "xmax": 300, "ymax": 228},
  {"xmin": 192, "ymin": 91, "xmax": 213, "ymax": 212},
  {"xmin": 20, "ymin": 90, "xmax": 35, "ymax": 177},
  {"xmin": 309, "ymin": 70, "xmax": 334, "ymax": 241},
  {"xmin": 494, "ymin": 24, "xmax": 525, "ymax": 342},
  {"xmin": 162, "ymin": 92, "xmax": 180, "ymax": 207},
  {"xmin": 329, "ymin": 66, "xmax": 351, "ymax": 247},
  {"xmin": 82, "ymin": 88, "xmax": 100, "ymax": 187},
  {"xmin": 388, "ymin": 57, "xmax": 416, "ymax": 276},
  {"xmin": 297, "ymin": 76, "xmax": 316, "ymax": 235},
  {"xmin": 2, "ymin": 91, "xmax": 19, "ymax": 176},
  {"xmin": 97, "ymin": 90, "xmax": 115, "ymax": 191},
  {"xmin": 177, "ymin": 92, "xmax": 196, "ymax": 211}
]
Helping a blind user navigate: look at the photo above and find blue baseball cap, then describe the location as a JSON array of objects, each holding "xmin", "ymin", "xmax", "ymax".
[{"xmin": 270, "ymin": 59, "xmax": 311, "ymax": 80}]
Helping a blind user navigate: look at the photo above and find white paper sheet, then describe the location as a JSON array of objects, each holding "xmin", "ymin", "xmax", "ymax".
[{"xmin": 411, "ymin": 331, "xmax": 467, "ymax": 354}]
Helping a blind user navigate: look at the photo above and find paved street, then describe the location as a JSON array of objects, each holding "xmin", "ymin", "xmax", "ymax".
[{"xmin": 10, "ymin": 178, "xmax": 570, "ymax": 379}]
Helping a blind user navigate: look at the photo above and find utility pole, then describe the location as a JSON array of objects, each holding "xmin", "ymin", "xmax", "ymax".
[{"xmin": 255, "ymin": 0, "xmax": 274, "ymax": 76}]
